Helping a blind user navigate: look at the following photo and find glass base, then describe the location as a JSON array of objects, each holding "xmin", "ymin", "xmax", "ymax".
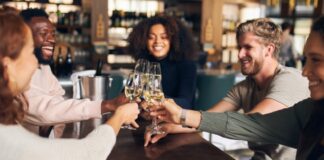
[
  {"xmin": 121, "ymin": 124, "xmax": 137, "ymax": 130},
  {"xmin": 147, "ymin": 125, "xmax": 165, "ymax": 135}
]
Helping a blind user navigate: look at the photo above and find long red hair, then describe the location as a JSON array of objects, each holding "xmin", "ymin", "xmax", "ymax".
[{"xmin": 0, "ymin": 7, "xmax": 28, "ymax": 124}]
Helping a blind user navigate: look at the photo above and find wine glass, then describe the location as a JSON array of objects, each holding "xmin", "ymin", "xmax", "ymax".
[
  {"xmin": 122, "ymin": 72, "xmax": 141, "ymax": 130},
  {"xmin": 147, "ymin": 62, "xmax": 165, "ymax": 135},
  {"xmin": 134, "ymin": 59, "xmax": 151, "ymax": 89},
  {"xmin": 134, "ymin": 59, "xmax": 149, "ymax": 74},
  {"xmin": 124, "ymin": 72, "xmax": 142, "ymax": 102}
]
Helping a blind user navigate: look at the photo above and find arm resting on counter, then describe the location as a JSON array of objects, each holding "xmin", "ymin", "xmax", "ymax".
[{"xmin": 197, "ymin": 99, "xmax": 314, "ymax": 148}]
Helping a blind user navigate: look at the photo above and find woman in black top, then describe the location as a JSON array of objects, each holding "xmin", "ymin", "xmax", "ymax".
[{"xmin": 127, "ymin": 16, "xmax": 198, "ymax": 109}]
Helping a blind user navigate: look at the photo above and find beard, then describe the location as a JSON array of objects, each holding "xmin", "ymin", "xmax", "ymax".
[
  {"xmin": 34, "ymin": 47, "xmax": 53, "ymax": 65},
  {"xmin": 241, "ymin": 58, "xmax": 263, "ymax": 76}
]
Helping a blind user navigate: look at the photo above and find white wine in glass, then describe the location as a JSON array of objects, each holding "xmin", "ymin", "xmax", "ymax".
[
  {"xmin": 147, "ymin": 62, "xmax": 165, "ymax": 135},
  {"xmin": 124, "ymin": 86, "xmax": 142, "ymax": 101},
  {"xmin": 122, "ymin": 73, "xmax": 141, "ymax": 130}
]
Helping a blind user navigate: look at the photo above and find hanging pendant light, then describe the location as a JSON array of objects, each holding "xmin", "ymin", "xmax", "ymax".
[
  {"xmin": 314, "ymin": 0, "xmax": 318, "ymax": 8},
  {"xmin": 289, "ymin": 0, "xmax": 295, "ymax": 10}
]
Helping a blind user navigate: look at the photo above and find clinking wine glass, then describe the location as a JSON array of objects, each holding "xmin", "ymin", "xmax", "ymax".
[
  {"xmin": 124, "ymin": 72, "xmax": 142, "ymax": 102},
  {"xmin": 122, "ymin": 72, "xmax": 141, "ymax": 130},
  {"xmin": 134, "ymin": 59, "xmax": 151, "ymax": 88},
  {"xmin": 146, "ymin": 62, "xmax": 165, "ymax": 135},
  {"xmin": 134, "ymin": 59, "xmax": 149, "ymax": 74}
]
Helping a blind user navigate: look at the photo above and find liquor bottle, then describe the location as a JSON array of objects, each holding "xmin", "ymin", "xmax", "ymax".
[
  {"xmin": 56, "ymin": 47, "xmax": 65, "ymax": 78},
  {"xmin": 94, "ymin": 59, "xmax": 103, "ymax": 76},
  {"xmin": 64, "ymin": 47, "xmax": 73, "ymax": 77}
]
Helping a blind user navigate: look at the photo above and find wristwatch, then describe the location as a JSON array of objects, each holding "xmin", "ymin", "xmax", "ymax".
[{"xmin": 180, "ymin": 109, "xmax": 187, "ymax": 127}]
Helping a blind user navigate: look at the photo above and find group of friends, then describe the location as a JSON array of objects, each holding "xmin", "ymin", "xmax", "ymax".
[{"xmin": 0, "ymin": 5, "xmax": 323, "ymax": 160}]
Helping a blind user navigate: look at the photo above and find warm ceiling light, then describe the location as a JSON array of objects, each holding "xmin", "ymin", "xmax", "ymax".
[
  {"xmin": 289, "ymin": 0, "xmax": 295, "ymax": 9},
  {"xmin": 314, "ymin": 0, "xmax": 318, "ymax": 8},
  {"xmin": 62, "ymin": 0, "xmax": 73, "ymax": 4},
  {"xmin": 48, "ymin": 0, "xmax": 73, "ymax": 4}
]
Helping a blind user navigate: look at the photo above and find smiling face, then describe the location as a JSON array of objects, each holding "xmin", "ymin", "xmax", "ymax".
[
  {"xmin": 147, "ymin": 24, "xmax": 170, "ymax": 60},
  {"xmin": 28, "ymin": 16, "xmax": 55, "ymax": 64},
  {"xmin": 302, "ymin": 32, "xmax": 324, "ymax": 100},
  {"xmin": 237, "ymin": 32, "xmax": 269, "ymax": 76}
]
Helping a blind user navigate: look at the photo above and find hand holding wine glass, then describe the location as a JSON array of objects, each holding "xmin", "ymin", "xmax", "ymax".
[
  {"xmin": 121, "ymin": 72, "xmax": 142, "ymax": 130},
  {"xmin": 112, "ymin": 102, "xmax": 140, "ymax": 124},
  {"xmin": 145, "ymin": 62, "xmax": 166, "ymax": 135},
  {"xmin": 124, "ymin": 72, "xmax": 142, "ymax": 102}
]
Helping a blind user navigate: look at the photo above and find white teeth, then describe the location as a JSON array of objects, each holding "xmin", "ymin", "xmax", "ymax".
[
  {"xmin": 241, "ymin": 60, "xmax": 249, "ymax": 64},
  {"xmin": 43, "ymin": 47, "xmax": 53, "ymax": 50},
  {"xmin": 309, "ymin": 81, "xmax": 320, "ymax": 87},
  {"xmin": 153, "ymin": 46, "xmax": 163, "ymax": 51}
]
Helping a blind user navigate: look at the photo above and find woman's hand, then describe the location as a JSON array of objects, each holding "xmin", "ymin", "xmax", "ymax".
[
  {"xmin": 144, "ymin": 123, "xmax": 178, "ymax": 147},
  {"xmin": 114, "ymin": 102, "xmax": 140, "ymax": 127},
  {"xmin": 105, "ymin": 102, "xmax": 140, "ymax": 134},
  {"xmin": 144, "ymin": 122, "xmax": 197, "ymax": 147}
]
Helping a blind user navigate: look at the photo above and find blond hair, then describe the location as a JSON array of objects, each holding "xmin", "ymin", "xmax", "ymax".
[{"xmin": 236, "ymin": 18, "xmax": 282, "ymax": 59}]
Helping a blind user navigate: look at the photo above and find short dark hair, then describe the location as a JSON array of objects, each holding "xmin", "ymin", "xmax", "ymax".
[
  {"xmin": 281, "ymin": 21, "xmax": 292, "ymax": 31},
  {"xmin": 20, "ymin": 8, "xmax": 48, "ymax": 23},
  {"xmin": 311, "ymin": 16, "xmax": 324, "ymax": 39}
]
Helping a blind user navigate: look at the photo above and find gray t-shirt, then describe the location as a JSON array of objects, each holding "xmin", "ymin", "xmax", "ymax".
[
  {"xmin": 224, "ymin": 65, "xmax": 310, "ymax": 112},
  {"xmin": 222, "ymin": 65, "xmax": 310, "ymax": 160}
]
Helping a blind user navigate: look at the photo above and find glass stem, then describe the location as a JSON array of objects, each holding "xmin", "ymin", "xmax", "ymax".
[{"xmin": 153, "ymin": 117, "xmax": 158, "ymax": 129}]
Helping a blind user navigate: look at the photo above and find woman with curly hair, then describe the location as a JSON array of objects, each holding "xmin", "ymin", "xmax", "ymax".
[
  {"xmin": 0, "ymin": 8, "xmax": 139, "ymax": 159},
  {"xmin": 127, "ymin": 16, "xmax": 198, "ymax": 109}
]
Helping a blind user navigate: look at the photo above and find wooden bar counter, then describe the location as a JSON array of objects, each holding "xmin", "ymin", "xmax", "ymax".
[{"xmin": 107, "ymin": 120, "xmax": 234, "ymax": 160}]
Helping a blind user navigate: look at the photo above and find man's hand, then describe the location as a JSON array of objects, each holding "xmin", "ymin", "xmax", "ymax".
[{"xmin": 150, "ymin": 99, "xmax": 182, "ymax": 124}]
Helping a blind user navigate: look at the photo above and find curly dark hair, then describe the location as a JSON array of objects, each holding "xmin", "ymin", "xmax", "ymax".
[
  {"xmin": 127, "ymin": 15, "xmax": 197, "ymax": 61},
  {"xmin": 312, "ymin": 16, "xmax": 324, "ymax": 39},
  {"xmin": 0, "ymin": 8, "xmax": 27, "ymax": 124},
  {"xmin": 20, "ymin": 8, "xmax": 49, "ymax": 23}
]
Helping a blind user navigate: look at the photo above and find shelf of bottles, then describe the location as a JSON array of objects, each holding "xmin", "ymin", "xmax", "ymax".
[
  {"xmin": 163, "ymin": 0, "xmax": 201, "ymax": 42},
  {"xmin": 53, "ymin": 7, "xmax": 92, "ymax": 76},
  {"xmin": 108, "ymin": 0, "xmax": 164, "ymax": 48},
  {"xmin": 221, "ymin": 3, "xmax": 239, "ymax": 67},
  {"xmin": 55, "ymin": 10, "xmax": 91, "ymax": 47}
]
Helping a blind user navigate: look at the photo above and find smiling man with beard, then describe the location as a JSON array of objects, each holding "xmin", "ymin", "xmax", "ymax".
[
  {"xmin": 25, "ymin": 11, "xmax": 55, "ymax": 65},
  {"xmin": 145, "ymin": 18, "xmax": 310, "ymax": 160},
  {"xmin": 19, "ymin": 9, "xmax": 132, "ymax": 138}
]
